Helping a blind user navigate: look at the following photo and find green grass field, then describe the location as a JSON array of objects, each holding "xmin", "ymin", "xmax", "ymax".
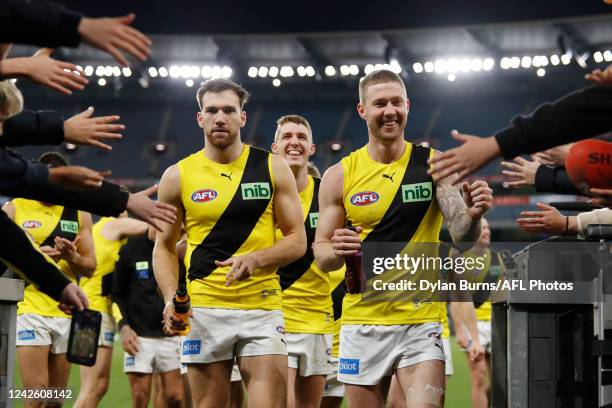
[{"xmin": 13, "ymin": 338, "xmax": 474, "ymax": 407}]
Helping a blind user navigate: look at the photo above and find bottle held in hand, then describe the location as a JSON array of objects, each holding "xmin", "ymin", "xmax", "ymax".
[
  {"xmin": 344, "ymin": 225, "xmax": 366, "ymax": 294},
  {"xmin": 173, "ymin": 281, "xmax": 191, "ymax": 336}
]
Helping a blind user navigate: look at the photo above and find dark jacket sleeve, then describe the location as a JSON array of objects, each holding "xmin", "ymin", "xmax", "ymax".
[
  {"xmin": 1, "ymin": 110, "xmax": 65, "ymax": 146},
  {"xmin": 0, "ymin": 210, "xmax": 71, "ymax": 300},
  {"xmin": 1, "ymin": 147, "xmax": 129, "ymax": 216},
  {"xmin": 534, "ymin": 166, "xmax": 582, "ymax": 195},
  {"xmin": 111, "ymin": 243, "xmax": 131, "ymax": 329},
  {"xmin": 494, "ymin": 85, "xmax": 612, "ymax": 159},
  {"xmin": 0, "ymin": 0, "xmax": 82, "ymax": 48}
]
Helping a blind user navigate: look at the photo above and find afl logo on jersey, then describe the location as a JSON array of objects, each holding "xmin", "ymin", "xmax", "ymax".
[
  {"xmin": 350, "ymin": 191, "xmax": 379, "ymax": 206},
  {"xmin": 22, "ymin": 220, "xmax": 42, "ymax": 229},
  {"xmin": 191, "ymin": 189, "xmax": 218, "ymax": 203}
]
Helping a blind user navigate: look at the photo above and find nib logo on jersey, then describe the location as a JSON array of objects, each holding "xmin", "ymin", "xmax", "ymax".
[
  {"xmin": 350, "ymin": 191, "xmax": 379, "ymax": 206},
  {"xmin": 182, "ymin": 339, "xmax": 201, "ymax": 355},
  {"xmin": 241, "ymin": 182, "xmax": 271, "ymax": 200},
  {"xmin": 338, "ymin": 358, "xmax": 360, "ymax": 375},
  {"xmin": 402, "ymin": 182, "xmax": 433, "ymax": 203}
]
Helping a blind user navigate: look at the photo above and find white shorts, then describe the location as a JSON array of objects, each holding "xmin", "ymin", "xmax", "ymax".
[
  {"xmin": 442, "ymin": 338, "xmax": 453, "ymax": 376},
  {"xmin": 287, "ymin": 333, "xmax": 334, "ymax": 376},
  {"xmin": 463, "ymin": 320, "xmax": 492, "ymax": 355},
  {"xmin": 338, "ymin": 322, "xmax": 445, "ymax": 385},
  {"xmin": 99, "ymin": 312, "xmax": 116, "ymax": 347},
  {"xmin": 123, "ymin": 336, "xmax": 181, "ymax": 374},
  {"xmin": 16, "ymin": 314, "xmax": 70, "ymax": 354},
  {"xmin": 180, "ymin": 308, "xmax": 287, "ymax": 364},
  {"xmin": 322, "ymin": 357, "xmax": 345, "ymax": 398}
]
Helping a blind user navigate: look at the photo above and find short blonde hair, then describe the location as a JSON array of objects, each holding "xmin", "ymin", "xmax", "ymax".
[
  {"xmin": 358, "ymin": 69, "xmax": 406, "ymax": 104},
  {"xmin": 274, "ymin": 114, "xmax": 313, "ymax": 143},
  {"xmin": 0, "ymin": 80, "xmax": 24, "ymax": 120}
]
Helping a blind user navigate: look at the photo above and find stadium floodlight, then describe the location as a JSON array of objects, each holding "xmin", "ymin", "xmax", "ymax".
[
  {"xmin": 95, "ymin": 66, "xmax": 104, "ymax": 76},
  {"xmin": 272, "ymin": 78, "xmax": 281, "ymax": 87},
  {"xmin": 189, "ymin": 65, "xmax": 199, "ymax": 78},
  {"xmin": 604, "ymin": 50, "xmax": 612, "ymax": 62},
  {"xmin": 268, "ymin": 66, "xmax": 279, "ymax": 78},
  {"xmin": 509, "ymin": 57, "xmax": 520, "ymax": 69},
  {"xmin": 330, "ymin": 143, "xmax": 342, "ymax": 152},
  {"xmin": 305, "ymin": 66, "xmax": 316, "ymax": 77},
  {"xmin": 539, "ymin": 56, "xmax": 549, "ymax": 67},
  {"xmin": 297, "ymin": 66, "xmax": 307, "ymax": 77},
  {"xmin": 158, "ymin": 67, "xmax": 169, "ymax": 77},
  {"xmin": 185, "ymin": 79, "xmax": 194, "ymax": 87},
  {"xmin": 500, "ymin": 57, "xmax": 510, "ymax": 70},
  {"xmin": 349, "ymin": 64, "xmax": 359, "ymax": 75},
  {"xmin": 211, "ymin": 65, "xmax": 223, "ymax": 78},
  {"xmin": 482, "ymin": 57, "xmax": 494, "ymax": 71},
  {"xmin": 364, "ymin": 64, "xmax": 375, "ymax": 74},
  {"xmin": 122, "ymin": 67, "xmax": 132, "ymax": 77},
  {"xmin": 258, "ymin": 66, "xmax": 269, "ymax": 78},
  {"xmin": 325, "ymin": 65, "xmax": 336, "ymax": 76},
  {"xmin": 459, "ymin": 58, "xmax": 471, "ymax": 73},
  {"xmin": 412, "ymin": 62, "xmax": 423, "ymax": 73},
  {"xmin": 536, "ymin": 68, "xmax": 545, "ymax": 77},
  {"xmin": 447, "ymin": 73, "xmax": 456, "ymax": 82},
  {"xmin": 65, "ymin": 143, "xmax": 77, "ymax": 151},
  {"xmin": 561, "ymin": 53, "xmax": 572, "ymax": 65},
  {"xmin": 169, "ymin": 65, "xmax": 180, "ymax": 78},
  {"xmin": 520, "ymin": 56, "xmax": 532, "ymax": 69},
  {"xmin": 470, "ymin": 58, "xmax": 482, "ymax": 72},
  {"xmin": 221, "ymin": 66, "xmax": 232, "ymax": 78},
  {"xmin": 97, "ymin": 78, "xmax": 107, "ymax": 86},
  {"xmin": 84, "ymin": 66, "xmax": 94, "ymax": 77},
  {"xmin": 280, "ymin": 66, "xmax": 294, "ymax": 78},
  {"xmin": 148, "ymin": 67, "xmax": 158, "ymax": 78},
  {"xmin": 424, "ymin": 61, "xmax": 434, "ymax": 73},
  {"xmin": 201, "ymin": 65, "xmax": 212, "ymax": 78},
  {"xmin": 594, "ymin": 51, "xmax": 604, "ymax": 63},
  {"xmin": 389, "ymin": 59, "xmax": 401, "ymax": 74},
  {"xmin": 248, "ymin": 66, "xmax": 258, "ymax": 78},
  {"xmin": 339, "ymin": 65, "xmax": 350, "ymax": 76},
  {"xmin": 550, "ymin": 55, "xmax": 560, "ymax": 66},
  {"xmin": 180, "ymin": 65, "xmax": 190, "ymax": 78},
  {"xmin": 434, "ymin": 59, "xmax": 447, "ymax": 74}
]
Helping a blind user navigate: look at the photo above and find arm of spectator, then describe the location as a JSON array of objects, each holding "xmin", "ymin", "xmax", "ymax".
[
  {"xmin": 0, "ymin": 48, "xmax": 87, "ymax": 94},
  {"xmin": 533, "ymin": 166, "xmax": 582, "ymax": 195},
  {"xmin": 576, "ymin": 208, "xmax": 612, "ymax": 236},
  {"xmin": 590, "ymin": 188, "xmax": 612, "ymax": 208},
  {"xmin": 531, "ymin": 143, "xmax": 573, "ymax": 167},
  {"xmin": 0, "ymin": 1, "xmax": 151, "ymax": 66},
  {"xmin": 516, "ymin": 203, "xmax": 578, "ymax": 235},
  {"xmin": 585, "ymin": 65, "xmax": 612, "ymax": 86},
  {"xmin": 1, "ymin": 108, "xmax": 124, "ymax": 151}
]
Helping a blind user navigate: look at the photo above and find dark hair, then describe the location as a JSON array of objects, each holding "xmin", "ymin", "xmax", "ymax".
[
  {"xmin": 358, "ymin": 69, "xmax": 406, "ymax": 104},
  {"xmin": 38, "ymin": 151, "xmax": 68, "ymax": 168},
  {"xmin": 196, "ymin": 78, "xmax": 250, "ymax": 110}
]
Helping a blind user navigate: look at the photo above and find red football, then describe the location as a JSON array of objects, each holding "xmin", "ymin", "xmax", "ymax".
[{"xmin": 565, "ymin": 139, "xmax": 612, "ymax": 194}]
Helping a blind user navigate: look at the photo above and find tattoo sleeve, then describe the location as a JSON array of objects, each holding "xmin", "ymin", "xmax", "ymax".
[{"xmin": 435, "ymin": 177, "xmax": 482, "ymax": 245}]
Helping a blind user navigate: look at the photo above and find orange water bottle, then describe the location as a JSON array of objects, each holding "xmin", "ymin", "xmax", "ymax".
[{"xmin": 173, "ymin": 281, "xmax": 190, "ymax": 336}]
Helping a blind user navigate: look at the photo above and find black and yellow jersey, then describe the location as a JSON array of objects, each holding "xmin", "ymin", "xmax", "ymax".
[
  {"xmin": 341, "ymin": 141, "xmax": 444, "ymax": 325},
  {"xmin": 80, "ymin": 218, "xmax": 126, "ymax": 316},
  {"xmin": 329, "ymin": 269, "xmax": 345, "ymax": 358},
  {"xmin": 179, "ymin": 145, "xmax": 281, "ymax": 310},
  {"xmin": 13, "ymin": 198, "xmax": 81, "ymax": 318},
  {"xmin": 277, "ymin": 176, "xmax": 333, "ymax": 334}
]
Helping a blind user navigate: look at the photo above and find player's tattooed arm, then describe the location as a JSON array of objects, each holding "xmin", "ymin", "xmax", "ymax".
[{"xmin": 436, "ymin": 175, "xmax": 491, "ymax": 245}]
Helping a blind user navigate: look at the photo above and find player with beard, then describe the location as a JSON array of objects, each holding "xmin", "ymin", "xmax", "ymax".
[
  {"xmin": 271, "ymin": 115, "xmax": 334, "ymax": 408},
  {"xmin": 154, "ymin": 78, "xmax": 306, "ymax": 408},
  {"xmin": 313, "ymin": 70, "xmax": 492, "ymax": 408}
]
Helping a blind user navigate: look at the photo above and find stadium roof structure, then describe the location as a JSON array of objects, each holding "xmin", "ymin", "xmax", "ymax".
[{"xmin": 11, "ymin": 12, "xmax": 612, "ymax": 98}]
